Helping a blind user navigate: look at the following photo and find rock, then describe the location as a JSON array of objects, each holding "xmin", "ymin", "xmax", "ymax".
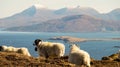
[
  {"xmin": 102, "ymin": 53, "xmax": 119, "ymax": 61},
  {"xmin": 102, "ymin": 56, "xmax": 113, "ymax": 60},
  {"xmin": 114, "ymin": 58, "xmax": 120, "ymax": 62},
  {"xmin": 49, "ymin": 36, "xmax": 87, "ymax": 43}
]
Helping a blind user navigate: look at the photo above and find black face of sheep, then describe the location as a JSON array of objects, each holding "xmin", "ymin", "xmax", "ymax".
[
  {"xmin": 33, "ymin": 39, "xmax": 42, "ymax": 46},
  {"xmin": 0, "ymin": 46, "xmax": 3, "ymax": 51}
]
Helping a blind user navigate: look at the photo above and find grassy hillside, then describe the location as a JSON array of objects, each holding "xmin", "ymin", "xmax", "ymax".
[{"xmin": 0, "ymin": 52, "xmax": 120, "ymax": 67}]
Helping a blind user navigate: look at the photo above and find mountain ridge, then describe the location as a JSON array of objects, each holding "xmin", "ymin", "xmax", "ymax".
[
  {"xmin": 0, "ymin": 5, "xmax": 120, "ymax": 32},
  {"xmin": 5, "ymin": 15, "xmax": 120, "ymax": 32}
]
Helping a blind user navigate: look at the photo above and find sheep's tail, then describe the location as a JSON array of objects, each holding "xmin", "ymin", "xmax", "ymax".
[
  {"xmin": 23, "ymin": 48, "xmax": 31, "ymax": 56},
  {"xmin": 58, "ymin": 45, "xmax": 65, "ymax": 57},
  {"xmin": 27, "ymin": 52, "xmax": 31, "ymax": 56},
  {"xmin": 60, "ymin": 48, "xmax": 65, "ymax": 56}
]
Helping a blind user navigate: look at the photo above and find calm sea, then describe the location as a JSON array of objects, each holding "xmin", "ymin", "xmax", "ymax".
[{"xmin": 0, "ymin": 31, "xmax": 120, "ymax": 60}]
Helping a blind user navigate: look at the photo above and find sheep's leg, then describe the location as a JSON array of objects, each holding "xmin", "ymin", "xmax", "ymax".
[{"xmin": 44, "ymin": 49, "xmax": 49, "ymax": 59}]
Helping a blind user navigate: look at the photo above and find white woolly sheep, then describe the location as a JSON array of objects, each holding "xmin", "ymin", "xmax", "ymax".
[
  {"xmin": 0, "ymin": 45, "xmax": 31, "ymax": 56},
  {"xmin": 68, "ymin": 44, "xmax": 91, "ymax": 67},
  {"xmin": 33, "ymin": 39, "xmax": 65, "ymax": 58}
]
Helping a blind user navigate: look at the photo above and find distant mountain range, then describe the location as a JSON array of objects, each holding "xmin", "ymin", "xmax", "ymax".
[{"xmin": 0, "ymin": 5, "xmax": 120, "ymax": 32}]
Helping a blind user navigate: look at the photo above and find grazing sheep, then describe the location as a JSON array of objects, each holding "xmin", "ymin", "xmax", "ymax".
[
  {"xmin": 68, "ymin": 44, "xmax": 90, "ymax": 67},
  {"xmin": 33, "ymin": 39, "xmax": 65, "ymax": 58},
  {"xmin": 0, "ymin": 45, "xmax": 31, "ymax": 56}
]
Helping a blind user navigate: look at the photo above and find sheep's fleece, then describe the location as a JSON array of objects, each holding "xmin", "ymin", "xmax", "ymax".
[
  {"xmin": 33, "ymin": 39, "xmax": 65, "ymax": 58},
  {"xmin": 0, "ymin": 45, "xmax": 31, "ymax": 56},
  {"xmin": 68, "ymin": 44, "xmax": 90, "ymax": 67}
]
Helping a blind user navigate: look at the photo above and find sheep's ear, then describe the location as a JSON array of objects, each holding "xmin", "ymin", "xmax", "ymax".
[
  {"xmin": 75, "ymin": 44, "xmax": 80, "ymax": 48},
  {"xmin": 69, "ymin": 44, "xmax": 76, "ymax": 48},
  {"xmin": 76, "ymin": 44, "xmax": 79, "ymax": 47},
  {"xmin": 69, "ymin": 44, "xmax": 72, "ymax": 48}
]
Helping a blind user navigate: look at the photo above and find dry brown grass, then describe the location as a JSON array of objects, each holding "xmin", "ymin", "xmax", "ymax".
[{"xmin": 0, "ymin": 52, "xmax": 120, "ymax": 67}]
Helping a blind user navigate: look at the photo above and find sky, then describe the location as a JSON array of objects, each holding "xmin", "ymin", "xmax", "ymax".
[{"xmin": 0, "ymin": 0, "xmax": 120, "ymax": 19}]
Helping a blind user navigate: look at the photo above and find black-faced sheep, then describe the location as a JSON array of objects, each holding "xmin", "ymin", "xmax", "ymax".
[
  {"xmin": 33, "ymin": 39, "xmax": 65, "ymax": 58},
  {"xmin": 68, "ymin": 44, "xmax": 91, "ymax": 67},
  {"xmin": 0, "ymin": 45, "xmax": 31, "ymax": 56}
]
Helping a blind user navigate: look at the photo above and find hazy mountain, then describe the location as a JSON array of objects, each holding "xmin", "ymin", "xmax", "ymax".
[
  {"xmin": 0, "ymin": 5, "xmax": 120, "ymax": 32},
  {"xmin": 54, "ymin": 6, "xmax": 99, "ymax": 16},
  {"xmin": 5, "ymin": 15, "xmax": 120, "ymax": 32},
  {"xmin": 98, "ymin": 8, "xmax": 120, "ymax": 21},
  {"xmin": 107, "ymin": 8, "xmax": 120, "ymax": 21},
  {"xmin": 0, "ymin": 5, "xmax": 101, "ymax": 28},
  {"xmin": 0, "ymin": 5, "xmax": 57, "ymax": 28}
]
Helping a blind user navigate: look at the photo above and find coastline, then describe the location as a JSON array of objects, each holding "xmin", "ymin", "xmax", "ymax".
[{"xmin": 49, "ymin": 36, "xmax": 120, "ymax": 43}]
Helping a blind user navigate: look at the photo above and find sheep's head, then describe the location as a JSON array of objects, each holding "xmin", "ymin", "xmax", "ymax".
[
  {"xmin": 69, "ymin": 44, "xmax": 80, "ymax": 52},
  {"xmin": 33, "ymin": 39, "xmax": 42, "ymax": 46},
  {"xmin": 69, "ymin": 44, "xmax": 80, "ymax": 48},
  {"xmin": 0, "ymin": 45, "xmax": 7, "ymax": 51}
]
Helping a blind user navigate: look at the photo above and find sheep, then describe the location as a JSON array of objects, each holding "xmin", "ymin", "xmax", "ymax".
[
  {"xmin": 33, "ymin": 39, "xmax": 65, "ymax": 58},
  {"xmin": 0, "ymin": 45, "xmax": 31, "ymax": 56},
  {"xmin": 68, "ymin": 44, "xmax": 91, "ymax": 67}
]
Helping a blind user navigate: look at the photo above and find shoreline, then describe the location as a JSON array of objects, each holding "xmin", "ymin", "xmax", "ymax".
[{"xmin": 49, "ymin": 36, "xmax": 120, "ymax": 43}]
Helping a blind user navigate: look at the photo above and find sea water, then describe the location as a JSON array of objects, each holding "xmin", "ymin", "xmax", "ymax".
[{"xmin": 0, "ymin": 31, "xmax": 120, "ymax": 60}]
